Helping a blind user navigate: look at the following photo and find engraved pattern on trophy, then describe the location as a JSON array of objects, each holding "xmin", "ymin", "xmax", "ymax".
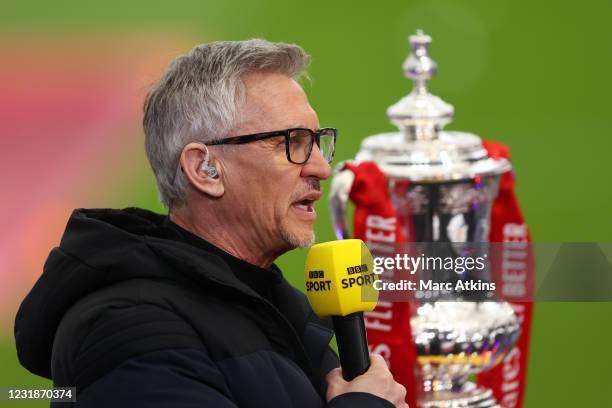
[{"xmin": 329, "ymin": 30, "xmax": 520, "ymax": 408}]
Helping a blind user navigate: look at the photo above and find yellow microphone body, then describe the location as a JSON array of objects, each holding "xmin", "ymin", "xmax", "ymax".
[{"xmin": 304, "ymin": 239, "xmax": 379, "ymax": 380}]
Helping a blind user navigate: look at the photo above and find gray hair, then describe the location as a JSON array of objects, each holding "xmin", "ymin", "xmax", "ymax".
[{"xmin": 143, "ymin": 39, "xmax": 311, "ymax": 209}]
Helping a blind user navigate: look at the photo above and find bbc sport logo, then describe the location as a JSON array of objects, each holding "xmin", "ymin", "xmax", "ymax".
[
  {"xmin": 346, "ymin": 264, "xmax": 369, "ymax": 275},
  {"xmin": 308, "ymin": 270, "xmax": 325, "ymax": 279}
]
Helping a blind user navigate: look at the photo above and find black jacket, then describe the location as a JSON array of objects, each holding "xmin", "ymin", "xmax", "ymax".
[{"xmin": 15, "ymin": 208, "xmax": 392, "ymax": 407}]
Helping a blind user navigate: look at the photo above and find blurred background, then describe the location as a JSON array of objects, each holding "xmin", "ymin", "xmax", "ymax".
[{"xmin": 1, "ymin": 0, "xmax": 611, "ymax": 406}]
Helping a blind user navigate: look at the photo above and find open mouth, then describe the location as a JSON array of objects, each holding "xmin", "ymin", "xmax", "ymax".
[
  {"xmin": 292, "ymin": 199, "xmax": 315, "ymax": 213},
  {"xmin": 291, "ymin": 191, "xmax": 321, "ymax": 218}
]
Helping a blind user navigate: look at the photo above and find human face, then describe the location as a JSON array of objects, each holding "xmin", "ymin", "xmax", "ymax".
[{"xmin": 218, "ymin": 72, "xmax": 332, "ymax": 254}]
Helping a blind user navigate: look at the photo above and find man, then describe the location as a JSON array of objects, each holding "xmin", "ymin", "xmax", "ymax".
[{"xmin": 15, "ymin": 39, "xmax": 407, "ymax": 407}]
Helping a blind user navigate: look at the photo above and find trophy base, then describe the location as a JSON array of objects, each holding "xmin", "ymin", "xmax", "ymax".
[{"xmin": 419, "ymin": 382, "xmax": 500, "ymax": 408}]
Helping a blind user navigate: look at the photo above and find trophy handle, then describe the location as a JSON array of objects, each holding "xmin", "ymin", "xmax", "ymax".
[{"xmin": 329, "ymin": 166, "xmax": 355, "ymax": 239}]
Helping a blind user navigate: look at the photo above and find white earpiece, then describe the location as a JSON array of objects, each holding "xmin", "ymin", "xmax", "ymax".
[{"xmin": 200, "ymin": 144, "xmax": 218, "ymax": 178}]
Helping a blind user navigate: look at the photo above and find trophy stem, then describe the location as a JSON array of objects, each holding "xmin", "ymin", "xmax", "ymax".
[
  {"xmin": 402, "ymin": 124, "xmax": 439, "ymax": 142},
  {"xmin": 421, "ymin": 373, "xmax": 468, "ymax": 394},
  {"xmin": 419, "ymin": 381, "xmax": 500, "ymax": 408}
]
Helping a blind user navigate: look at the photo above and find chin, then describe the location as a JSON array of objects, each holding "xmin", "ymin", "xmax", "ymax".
[{"xmin": 280, "ymin": 225, "xmax": 315, "ymax": 249}]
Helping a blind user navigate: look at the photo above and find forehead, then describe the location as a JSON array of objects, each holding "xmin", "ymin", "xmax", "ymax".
[{"xmin": 239, "ymin": 72, "xmax": 318, "ymax": 131}]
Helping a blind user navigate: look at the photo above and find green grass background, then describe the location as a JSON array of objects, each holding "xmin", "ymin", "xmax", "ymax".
[{"xmin": 2, "ymin": 0, "xmax": 612, "ymax": 406}]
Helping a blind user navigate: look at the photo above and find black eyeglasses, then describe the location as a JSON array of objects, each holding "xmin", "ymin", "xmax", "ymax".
[{"xmin": 208, "ymin": 127, "xmax": 337, "ymax": 165}]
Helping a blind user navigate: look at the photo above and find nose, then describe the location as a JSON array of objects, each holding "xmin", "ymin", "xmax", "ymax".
[{"xmin": 301, "ymin": 144, "xmax": 332, "ymax": 180}]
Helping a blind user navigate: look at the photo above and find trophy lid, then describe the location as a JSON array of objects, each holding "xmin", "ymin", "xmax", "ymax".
[{"xmin": 356, "ymin": 30, "xmax": 511, "ymax": 182}]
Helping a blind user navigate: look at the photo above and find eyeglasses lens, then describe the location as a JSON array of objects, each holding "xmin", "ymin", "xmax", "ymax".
[
  {"xmin": 288, "ymin": 129, "xmax": 313, "ymax": 164},
  {"xmin": 288, "ymin": 128, "xmax": 335, "ymax": 164}
]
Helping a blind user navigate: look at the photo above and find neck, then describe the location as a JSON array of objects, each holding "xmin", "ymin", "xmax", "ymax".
[{"xmin": 169, "ymin": 206, "xmax": 280, "ymax": 269}]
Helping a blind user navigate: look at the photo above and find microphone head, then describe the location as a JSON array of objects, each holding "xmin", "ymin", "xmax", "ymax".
[{"xmin": 304, "ymin": 239, "xmax": 379, "ymax": 317}]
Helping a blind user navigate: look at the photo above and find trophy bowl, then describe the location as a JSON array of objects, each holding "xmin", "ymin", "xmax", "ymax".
[{"xmin": 411, "ymin": 301, "xmax": 520, "ymax": 408}]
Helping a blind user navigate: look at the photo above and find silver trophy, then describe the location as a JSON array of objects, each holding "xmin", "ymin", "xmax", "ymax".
[{"xmin": 329, "ymin": 30, "xmax": 520, "ymax": 407}]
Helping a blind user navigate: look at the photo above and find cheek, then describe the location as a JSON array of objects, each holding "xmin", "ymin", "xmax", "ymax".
[
  {"xmin": 226, "ymin": 148, "xmax": 300, "ymax": 220},
  {"xmin": 272, "ymin": 174, "xmax": 300, "ymax": 217},
  {"xmin": 235, "ymin": 171, "xmax": 293, "ymax": 223}
]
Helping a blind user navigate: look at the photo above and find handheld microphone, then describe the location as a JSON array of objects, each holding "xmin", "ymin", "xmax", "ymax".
[{"xmin": 304, "ymin": 239, "xmax": 379, "ymax": 381}]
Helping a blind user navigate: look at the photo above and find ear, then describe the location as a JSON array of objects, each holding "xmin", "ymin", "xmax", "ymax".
[{"xmin": 179, "ymin": 142, "xmax": 225, "ymax": 198}]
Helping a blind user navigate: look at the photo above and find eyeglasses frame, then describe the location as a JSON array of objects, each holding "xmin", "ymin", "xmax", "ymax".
[{"xmin": 207, "ymin": 127, "xmax": 337, "ymax": 164}]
